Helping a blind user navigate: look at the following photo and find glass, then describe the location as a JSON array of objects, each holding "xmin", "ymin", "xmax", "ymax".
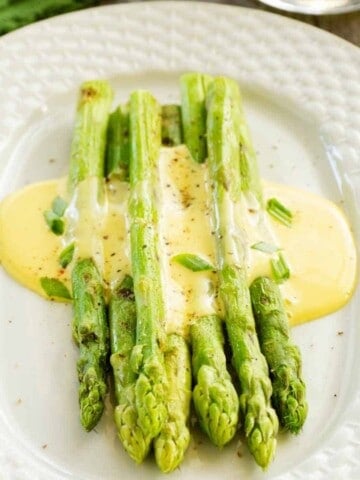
[{"xmin": 257, "ymin": 0, "xmax": 360, "ymax": 14}]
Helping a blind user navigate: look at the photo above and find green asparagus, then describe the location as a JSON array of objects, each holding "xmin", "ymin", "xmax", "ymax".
[
  {"xmin": 235, "ymin": 81, "xmax": 307, "ymax": 433},
  {"xmin": 128, "ymin": 90, "xmax": 167, "ymax": 439},
  {"xmin": 190, "ymin": 315, "xmax": 239, "ymax": 447},
  {"xmin": 180, "ymin": 72, "xmax": 212, "ymax": 163},
  {"xmin": 250, "ymin": 277, "xmax": 307, "ymax": 433},
  {"xmin": 105, "ymin": 105, "xmax": 129, "ymax": 178},
  {"xmin": 109, "ymin": 275, "xmax": 151, "ymax": 463},
  {"xmin": 206, "ymin": 77, "xmax": 278, "ymax": 468},
  {"xmin": 69, "ymin": 80, "xmax": 113, "ymax": 431},
  {"xmin": 154, "ymin": 334, "xmax": 191, "ymax": 473},
  {"xmin": 72, "ymin": 258, "xmax": 108, "ymax": 431},
  {"xmin": 161, "ymin": 105, "xmax": 183, "ymax": 147}
]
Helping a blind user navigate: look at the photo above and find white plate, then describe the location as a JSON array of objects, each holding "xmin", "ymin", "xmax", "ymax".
[{"xmin": 0, "ymin": 3, "xmax": 359, "ymax": 479}]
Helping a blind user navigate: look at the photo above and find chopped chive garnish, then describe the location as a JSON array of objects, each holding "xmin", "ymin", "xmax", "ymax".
[
  {"xmin": 251, "ymin": 241, "xmax": 279, "ymax": 254},
  {"xmin": 40, "ymin": 277, "xmax": 72, "ymax": 300},
  {"xmin": 44, "ymin": 211, "xmax": 65, "ymax": 235},
  {"xmin": 172, "ymin": 253, "xmax": 215, "ymax": 272},
  {"xmin": 266, "ymin": 198, "xmax": 293, "ymax": 227},
  {"xmin": 271, "ymin": 253, "xmax": 290, "ymax": 283},
  {"xmin": 52, "ymin": 196, "xmax": 67, "ymax": 217},
  {"xmin": 59, "ymin": 242, "xmax": 75, "ymax": 268}
]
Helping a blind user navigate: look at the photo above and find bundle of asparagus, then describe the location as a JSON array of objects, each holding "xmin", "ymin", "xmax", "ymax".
[{"xmin": 61, "ymin": 73, "xmax": 307, "ymax": 472}]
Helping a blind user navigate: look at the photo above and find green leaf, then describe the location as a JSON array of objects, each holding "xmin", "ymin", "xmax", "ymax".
[
  {"xmin": 52, "ymin": 196, "xmax": 67, "ymax": 217},
  {"xmin": 251, "ymin": 241, "xmax": 279, "ymax": 254},
  {"xmin": 59, "ymin": 242, "xmax": 75, "ymax": 268},
  {"xmin": 172, "ymin": 253, "xmax": 215, "ymax": 272},
  {"xmin": 271, "ymin": 253, "xmax": 290, "ymax": 283},
  {"xmin": 40, "ymin": 277, "xmax": 72, "ymax": 300},
  {"xmin": 266, "ymin": 198, "xmax": 293, "ymax": 227},
  {"xmin": 44, "ymin": 211, "xmax": 65, "ymax": 235}
]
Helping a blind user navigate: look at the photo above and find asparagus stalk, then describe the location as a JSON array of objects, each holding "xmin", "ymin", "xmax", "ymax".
[
  {"xmin": 154, "ymin": 334, "xmax": 191, "ymax": 473},
  {"xmin": 190, "ymin": 315, "xmax": 239, "ymax": 447},
  {"xmin": 105, "ymin": 105, "xmax": 130, "ymax": 179},
  {"xmin": 109, "ymin": 275, "xmax": 151, "ymax": 463},
  {"xmin": 69, "ymin": 80, "xmax": 113, "ymax": 431},
  {"xmin": 250, "ymin": 277, "xmax": 308, "ymax": 433},
  {"xmin": 206, "ymin": 77, "xmax": 278, "ymax": 468},
  {"xmin": 128, "ymin": 90, "xmax": 167, "ymax": 439},
  {"xmin": 236, "ymin": 98, "xmax": 263, "ymax": 205},
  {"xmin": 235, "ymin": 83, "xmax": 308, "ymax": 433},
  {"xmin": 161, "ymin": 105, "xmax": 183, "ymax": 147},
  {"xmin": 180, "ymin": 73, "xmax": 212, "ymax": 163}
]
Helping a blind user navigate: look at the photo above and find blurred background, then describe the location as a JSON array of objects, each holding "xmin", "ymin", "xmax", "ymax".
[{"xmin": 0, "ymin": 0, "xmax": 358, "ymax": 45}]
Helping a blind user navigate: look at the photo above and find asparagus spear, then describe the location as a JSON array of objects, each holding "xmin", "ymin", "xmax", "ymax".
[
  {"xmin": 128, "ymin": 90, "xmax": 167, "ymax": 439},
  {"xmin": 72, "ymin": 258, "xmax": 108, "ymax": 431},
  {"xmin": 234, "ymin": 83, "xmax": 308, "ymax": 433},
  {"xmin": 250, "ymin": 277, "xmax": 307, "ymax": 433},
  {"xmin": 154, "ymin": 334, "xmax": 191, "ymax": 473},
  {"xmin": 69, "ymin": 80, "xmax": 113, "ymax": 431},
  {"xmin": 109, "ymin": 275, "xmax": 151, "ymax": 463},
  {"xmin": 105, "ymin": 105, "xmax": 129, "ymax": 179},
  {"xmin": 206, "ymin": 77, "xmax": 278, "ymax": 468},
  {"xmin": 190, "ymin": 315, "xmax": 239, "ymax": 447},
  {"xmin": 161, "ymin": 105, "xmax": 183, "ymax": 147},
  {"xmin": 180, "ymin": 73, "xmax": 212, "ymax": 163}
]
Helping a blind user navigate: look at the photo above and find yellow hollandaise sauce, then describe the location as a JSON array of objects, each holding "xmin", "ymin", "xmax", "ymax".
[{"xmin": 0, "ymin": 145, "xmax": 357, "ymax": 336}]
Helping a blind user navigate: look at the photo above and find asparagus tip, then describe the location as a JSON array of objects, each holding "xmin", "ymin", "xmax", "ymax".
[
  {"xmin": 193, "ymin": 365, "xmax": 239, "ymax": 448},
  {"xmin": 80, "ymin": 398, "xmax": 104, "ymax": 432},
  {"xmin": 281, "ymin": 382, "xmax": 308, "ymax": 434},
  {"xmin": 78, "ymin": 367, "xmax": 106, "ymax": 431},
  {"xmin": 251, "ymin": 437, "xmax": 277, "ymax": 470},
  {"xmin": 155, "ymin": 423, "xmax": 191, "ymax": 473},
  {"xmin": 114, "ymin": 404, "xmax": 151, "ymax": 463}
]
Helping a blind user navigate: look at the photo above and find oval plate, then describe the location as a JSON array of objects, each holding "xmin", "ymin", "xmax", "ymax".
[{"xmin": 0, "ymin": 3, "xmax": 359, "ymax": 479}]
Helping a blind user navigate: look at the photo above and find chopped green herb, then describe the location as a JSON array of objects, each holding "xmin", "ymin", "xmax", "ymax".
[
  {"xmin": 40, "ymin": 277, "xmax": 72, "ymax": 300},
  {"xmin": 266, "ymin": 198, "xmax": 293, "ymax": 227},
  {"xmin": 52, "ymin": 196, "xmax": 67, "ymax": 217},
  {"xmin": 271, "ymin": 253, "xmax": 290, "ymax": 283},
  {"xmin": 172, "ymin": 253, "xmax": 215, "ymax": 272},
  {"xmin": 251, "ymin": 241, "xmax": 279, "ymax": 254},
  {"xmin": 59, "ymin": 242, "xmax": 75, "ymax": 268},
  {"xmin": 44, "ymin": 211, "xmax": 64, "ymax": 235}
]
